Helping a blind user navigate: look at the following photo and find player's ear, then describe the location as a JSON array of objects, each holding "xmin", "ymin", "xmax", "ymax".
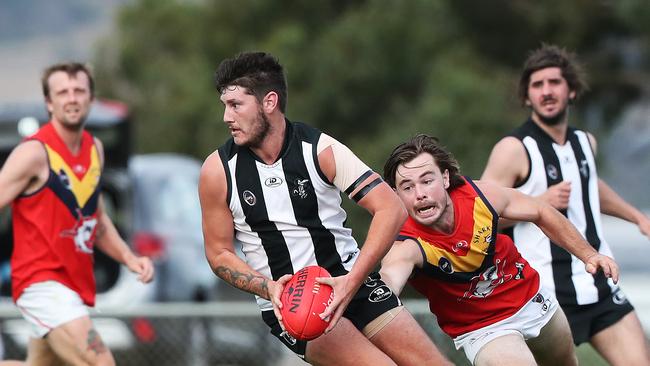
[
  {"xmin": 262, "ymin": 92, "xmax": 278, "ymax": 113},
  {"xmin": 443, "ymin": 169, "xmax": 450, "ymax": 189}
]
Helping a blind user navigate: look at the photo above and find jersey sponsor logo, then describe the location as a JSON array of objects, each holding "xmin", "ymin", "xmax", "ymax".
[
  {"xmin": 292, "ymin": 179, "xmax": 310, "ymax": 199},
  {"xmin": 368, "ymin": 285, "xmax": 392, "ymax": 303},
  {"xmin": 242, "ymin": 190, "xmax": 256, "ymax": 206},
  {"xmin": 533, "ymin": 292, "xmax": 552, "ymax": 315},
  {"xmin": 546, "ymin": 164, "xmax": 559, "ymax": 180},
  {"xmin": 438, "ymin": 257, "xmax": 454, "ymax": 274},
  {"xmin": 452, "ymin": 240, "xmax": 469, "ymax": 254},
  {"xmin": 472, "ymin": 226, "xmax": 492, "ymax": 251},
  {"xmin": 72, "ymin": 164, "xmax": 86, "ymax": 174},
  {"xmin": 612, "ymin": 289, "xmax": 629, "ymax": 305},
  {"xmin": 541, "ymin": 298, "xmax": 551, "ymax": 314},
  {"xmin": 280, "ymin": 331, "xmax": 297, "ymax": 346},
  {"xmin": 264, "ymin": 176, "xmax": 283, "ymax": 188}
]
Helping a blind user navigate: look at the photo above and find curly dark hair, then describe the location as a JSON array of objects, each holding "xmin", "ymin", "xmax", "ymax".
[
  {"xmin": 518, "ymin": 44, "xmax": 588, "ymax": 106},
  {"xmin": 41, "ymin": 62, "xmax": 95, "ymax": 100},
  {"xmin": 383, "ymin": 134, "xmax": 465, "ymax": 191},
  {"xmin": 214, "ymin": 52, "xmax": 288, "ymax": 113}
]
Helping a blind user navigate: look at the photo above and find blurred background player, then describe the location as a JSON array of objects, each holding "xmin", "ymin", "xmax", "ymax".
[
  {"xmin": 481, "ymin": 43, "xmax": 650, "ymax": 365},
  {"xmin": 381, "ymin": 134, "xmax": 619, "ymax": 366},
  {"xmin": 0, "ymin": 62, "xmax": 154, "ymax": 366},
  {"xmin": 199, "ymin": 52, "xmax": 450, "ymax": 365}
]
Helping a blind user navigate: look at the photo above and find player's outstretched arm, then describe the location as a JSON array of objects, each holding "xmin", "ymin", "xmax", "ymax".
[
  {"xmin": 379, "ymin": 239, "xmax": 421, "ymax": 295},
  {"xmin": 478, "ymin": 180, "xmax": 619, "ymax": 283}
]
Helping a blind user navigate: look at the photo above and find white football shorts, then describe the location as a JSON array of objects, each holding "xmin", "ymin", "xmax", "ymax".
[
  {"xmin": 16, "ymin": 281, "xmax": 89, "ymax": 338},
  {"xmin": 453, "ymin": 286, "xmax": 558, "ymax": 365}
]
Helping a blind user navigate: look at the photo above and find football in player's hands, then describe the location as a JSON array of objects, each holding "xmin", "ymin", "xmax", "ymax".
[{"xmin": 280, "ymin": 266, "xmax": 333, "ymax": 340}]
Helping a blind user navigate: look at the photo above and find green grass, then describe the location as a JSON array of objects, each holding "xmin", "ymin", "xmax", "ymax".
[{"xmin": 576, "ymin": 343, "xmax": 608, "ymax": 365}]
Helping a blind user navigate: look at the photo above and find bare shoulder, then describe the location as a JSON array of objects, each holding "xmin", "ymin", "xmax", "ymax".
[
  {"xmin": 198, "ymin": 151, "xmax": 236, "ymax": 250},
  {"xmin": 492, "ymin": 136, "xmax": 526, "ymax": 154},
  {"xmin": 199, "ymin": 151, "xmax": 227, "ymax": 200},
  {"xmin": 486, "ymin": 136, "xmax": 527, "ymax": 165},
  {"xmin": 0, "ymin": 140, "xmax": 48, "ymax": 200},
  {"xmin": 200, "ymin": 152, "xmax": 225, "ymax": 178},
  {"xmin": 93, "ymin": 136, "xmax": 105, "ymax": 150},
  {"xmin": 585, "ymin": 131, "xmax": 598, "ymax": 155},
  {"xmin": 8, "ymin": 140, "xmax": 48, "ymax": 168},
  {"xmin": 93, "ymin": 137, "xmax": 105, "ymax": 165},
  {"xmin": 482, "ymin": 136, "xmax": 528, "ymax": 186},
  {"xmin": 315, "ymin": 133, "xmax": 337, "ymax": 184},
  {"xmin": 317, "ymin": 143, "xmax": 336, "ymax": 183},
  {"xmin": 474, "ymin": 180, "xmax": 510, "ymax": 214}
]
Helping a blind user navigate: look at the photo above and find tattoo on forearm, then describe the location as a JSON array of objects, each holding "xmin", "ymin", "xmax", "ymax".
[
  {"xmin": 87, "ymin": 328, "xmax": 107, "ymax": 354},
  {"xmin": 214, "ymin": 266, "xmax": 269, "ymax": 298},
  {"xmin": 95, "ymin": 222, "xmax": 106, "ymax": 239}
]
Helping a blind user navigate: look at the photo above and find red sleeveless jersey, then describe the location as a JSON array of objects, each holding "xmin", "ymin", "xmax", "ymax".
[
  {"xmin": 11, "ymin": 123, "xmax": 101, "ymax": 306},
  {"xmin": 400, "ymin": 178, "xmax": 540, "ymax": 337}
]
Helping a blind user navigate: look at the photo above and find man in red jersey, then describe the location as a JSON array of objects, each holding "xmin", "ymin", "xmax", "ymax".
[
  {"xmin": 380, "ymin": 134, "xmax": 618, "ymax": 366},
  {"xmin": 0, "ymin": 63, "xmax": 154, "ymax": 366}
]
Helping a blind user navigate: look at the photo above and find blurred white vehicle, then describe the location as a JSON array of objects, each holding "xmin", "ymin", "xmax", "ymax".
[{"xmin": 128, "ymin": 154, "xmax": 216, "ymax": 302}]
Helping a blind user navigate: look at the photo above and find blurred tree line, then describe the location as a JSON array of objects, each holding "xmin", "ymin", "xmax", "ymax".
[{"xmin": 93, "ymin": 0, "xmax": 650, "ymax": 235}]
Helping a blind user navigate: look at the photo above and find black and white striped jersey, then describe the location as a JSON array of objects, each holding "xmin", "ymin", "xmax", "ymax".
[
  {"xmin": 218, "ymin": 120, "xmax": 361, "ymax": 311},
  {"xmin": 507, "ymin": 119, "xmax": 617, "ymax": 306}
]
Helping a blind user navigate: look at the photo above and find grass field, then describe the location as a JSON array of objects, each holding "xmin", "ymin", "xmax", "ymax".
[{"xmin": 576, "ymin": 343, "xmax": 608, "ymax": 365}]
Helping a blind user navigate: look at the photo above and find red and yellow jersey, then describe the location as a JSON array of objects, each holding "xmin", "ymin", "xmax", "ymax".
[
  {"xmin": 11, "ymin": 122, "xmax": 101, "ymax": 306},
  {"xmin": 400, "ymin": 177, "xmax": 539, "ymax": 337}
]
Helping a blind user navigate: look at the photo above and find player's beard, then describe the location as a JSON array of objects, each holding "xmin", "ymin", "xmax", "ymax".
[
  {"xmin": 244, "ymin": 108, "xmax": 271, "ymax": 149},
  {"xmin": 57, "ymin": 104, "xmax": 88, "ymax": 132},
  {"xmin": 59, "ymin": 117, "xmax": 86, "ymax": 132},
  {"xmin": 533, "ymin": 104, "xmax": 568, "ymax": 127}
]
